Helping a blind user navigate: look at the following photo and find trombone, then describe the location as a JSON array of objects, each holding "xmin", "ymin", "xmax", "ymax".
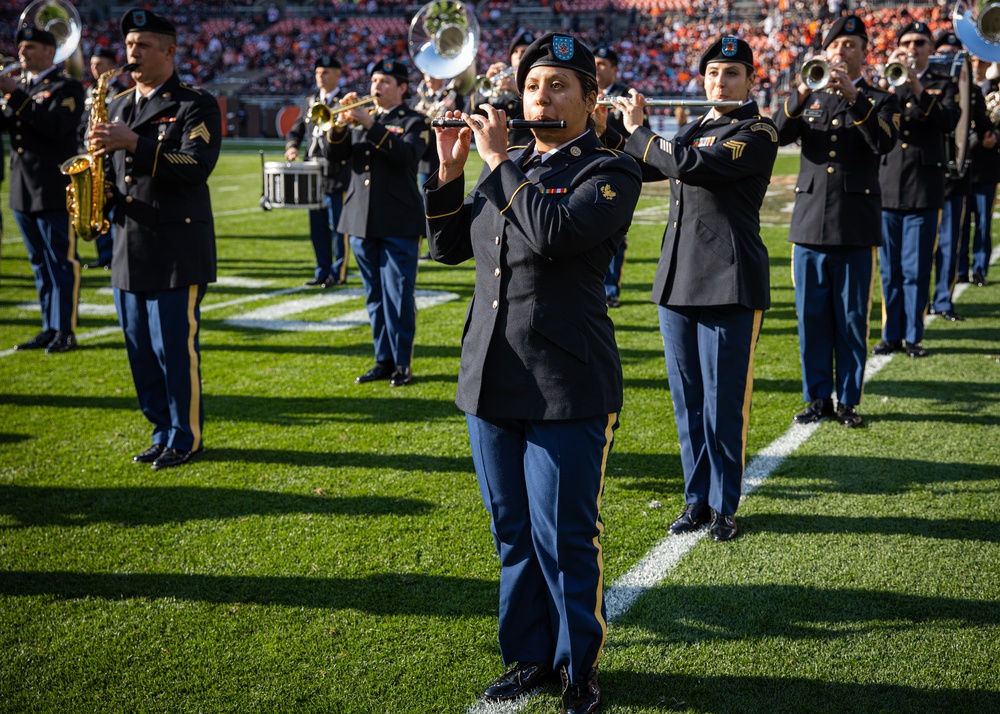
[
  {"xmin": 311, "ymin": 95, "xmax": 377, "ymax": 131},
  {"xmin": 597, "ymin": 98, "xmax": 743, "ymax": 108}
]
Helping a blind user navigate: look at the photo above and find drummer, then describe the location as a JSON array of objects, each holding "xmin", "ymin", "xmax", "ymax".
[{"xmin": 285, "ymin": 55, "xmax": 352, "ymax": 288}]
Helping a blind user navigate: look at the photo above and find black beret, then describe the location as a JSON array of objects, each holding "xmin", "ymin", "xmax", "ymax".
[
  {"xmin": 315, "ymin": 54, "xmax": 342, "ymax": 70},
  {"xmin": 120, "ymin": 9, "xmax": 177, "ymax": 38},
  {"xmin": 822, "ymin": 15, "xmax": 868, "ymax": 49},
  {"xmin": 897, "ymin": 21, "xmax": 933, "ymax": 42},
  {"xmin": 936, "ymin": 31, "xmax": 962, "ymax": 50},
  {"xmin": 371, "ymin": 57, "xmax": 409, "ymax": 85},
  {"xmin": 516, "ymin": 33, "xmax": 596, "ymax": 94},
  {"xmin": 698, "ymin": 36, "xmax": 754, "ymax": 76},
  {"xmin": 594, "ymin": 46, "xmax": 619, "ymax": 65},
  {"xmin": 16, "ymin": 26, "xmax": 56, "ymax": 47},
  {"xmin": 509, "ymin": 30, "xmax": 536, "ymax": 56},
  {"xmin": 91, "ymin": 47, "xmax": 118, "ymax": 62}
]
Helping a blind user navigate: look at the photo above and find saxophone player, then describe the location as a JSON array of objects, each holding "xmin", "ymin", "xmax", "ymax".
[
  {"xmin": 1, "ymin": 26, "xmax": 85, "ymax": 354},
  {"xmin": 90, "ymin": 9, "xmax": 222, "ymax": 470}
]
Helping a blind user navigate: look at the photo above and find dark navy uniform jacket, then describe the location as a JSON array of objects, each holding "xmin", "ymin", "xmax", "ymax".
[
  {"xmin": 285, "ymin": 91, "xmax": 351, "ymax": 195},
  {"xmin": 945, "ymin": 83, "xmax": 993, "ymax": 198},
  {"xmin": 776, "ymin": 80, "xmax": 899, "ymax": 247},
  {"xmin": 598, "ymin": 79, "xmax": 635, "ymax": 150},
  {"xmin": 878, "ymin": 72, "xmax": 961, "ymax": 210},
  {"xmin": 0, "ymin": 69, "xmax": 85, "ymax": 213},
  {"xmin": 105, "ymin": 73, "xmax": 222, "ymax": 292},
  {"xmin": 624, "ymin": 102, "xmax": 777, "ymax": 310},
  {"xmin": 424, "ymin": 130, "xmax": 641, "ymax": 420},
  {"xmin": 326, "ymin": 103, "xmax": 429, "ymax": 238},
  {"xmin": 968, "ymin": 94, "xmax": 1000, "ymax": 184}
]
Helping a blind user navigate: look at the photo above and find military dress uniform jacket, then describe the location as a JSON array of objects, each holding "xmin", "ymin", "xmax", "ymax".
[
  {"xmin": 598, "ymin": 79, "xmax": 636, "ymax": 150},
  {"xmin": 0, "ymin": 69, "xmax": 84, "ymax": 213},
  {"xmin": 105, "ymin": 73, "xmax": 222, "ymax": 292},
  {"xmin": 624, "ymin": 102, "xmax": 777, "ymax": 310},
  {"xmin": 285, "ymin": 92, "xmax": 351, "ymax": 195},
  {"xmin": 878, "ymin": 72, "xmax": 961, "ymax": 210},
  {"xmin": 775, "ymin": 80, "xmax": 899, "ymax": 247},
  {"xmin": 424, "ymin": 131, "xmax": 642, "ymax": 420},
  {"xmin": 945, "ymin": 84, "xmax": 993, "ymax": 198},
  {"xmin": 326, "ymin": 104, "xmax": 429, "ymax": 239}
]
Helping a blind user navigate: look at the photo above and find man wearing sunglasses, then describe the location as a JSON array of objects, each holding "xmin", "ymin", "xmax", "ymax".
[{"xmin": 873, "ymin": 21, "xmax": 960, "ymax": 359}]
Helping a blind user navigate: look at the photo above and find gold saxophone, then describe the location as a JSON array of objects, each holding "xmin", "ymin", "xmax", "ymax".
[{"xmin": 60, "ymin": 62, "xmax": 136, "ymax": 241}]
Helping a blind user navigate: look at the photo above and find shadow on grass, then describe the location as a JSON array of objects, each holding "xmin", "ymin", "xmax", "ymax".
[
  {"xmin": 0, "ymin": 392, "xmax": 460, "ymax": 424},
  {"xmin": 0, "ymin": 485, "xmax": 438, "ymax": 528},
  {"xmin": 740, "ymin": 511, "xmax": 1000, "ymax": 542},
  {"xmin": 0, "ymin": 570, "xmax": 496, "ymax": 616},
  {"xmin": 604, "ymin": 670, "xmax": 1000, "ymax": 712}
]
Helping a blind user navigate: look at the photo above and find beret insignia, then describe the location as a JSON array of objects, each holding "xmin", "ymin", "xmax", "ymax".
[
  {"xmin": 553, "ymin": 35, "xmax": 574, "ymax": 61},
  {"xmin": 722, "ymin": 37, "xmax": 738, "ymax": 57}
]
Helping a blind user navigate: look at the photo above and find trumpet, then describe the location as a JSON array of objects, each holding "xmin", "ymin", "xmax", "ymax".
[
  {"xmin": 475, "ymin": 66, "xmax": 516, "ymax": 98},
  {"xmin": 311, "ymin": 95, "xmax": 378, "ymax": 131},
  {"xmin": 430, "ymin": 118, "xmax": 566, "ymax": 129},
  {"xmin": 799, "ymin": 58, "xmax": 848, "ymax": 93},
  {"xmin": 883, "ymin": 61, "xmax": 911, "ymax": 88},
  {"xmin": 597, "ymin": 97, "xmax": 743, "ymax": 108}
]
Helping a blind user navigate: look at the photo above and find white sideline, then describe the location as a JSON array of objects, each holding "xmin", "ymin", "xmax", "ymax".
[{"xmin": 464, "ymin": 267, "xmax": 991, "ymax": 714}]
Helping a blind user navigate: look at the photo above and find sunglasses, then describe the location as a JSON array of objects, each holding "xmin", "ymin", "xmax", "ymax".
[{"xmin": 900, "ymin": 39, "xmax": 928, "ymax": 47}]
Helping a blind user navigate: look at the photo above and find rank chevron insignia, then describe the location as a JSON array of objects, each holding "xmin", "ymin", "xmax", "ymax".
[
  {"xmin": 189, "ymin": 122, "xmax": 211, "ymax": 143},
  {"xmin": 722, "ymin": 139, "xmax": 746, "ymax": 159}
]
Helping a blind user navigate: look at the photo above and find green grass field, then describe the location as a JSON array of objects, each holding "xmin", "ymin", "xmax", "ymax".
[{"xmin": 1, "ymin": 145, "xmax": 998, "ymax": 713}]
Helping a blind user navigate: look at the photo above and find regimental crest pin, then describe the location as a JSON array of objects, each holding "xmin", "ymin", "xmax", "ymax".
[
  {"xmin": 845, "ymin": 18, "xmax": 856, "ymax": 32},
  {"xmin": 722, "ymin": 37, "xmax": 738, "ymax": 57},
  {"xmin": 382, "ymin": 60, "xmax": 394, "ymax": 73},
  {"xmin": 553, "ymin": 36, "xmax": 574, "ymax": 61},
  {"xmin": 134, "ymin": 10, "xmax": 147, "ymax": 27}
]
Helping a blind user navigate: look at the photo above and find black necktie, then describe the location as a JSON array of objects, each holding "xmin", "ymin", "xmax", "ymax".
[
  {"xmin": 136, "ymin": 94, "xmax": 149, "ymax": 115},
  {"xmin": 522, "ymin": 154, "xmax": 544, "ymax": 179}
]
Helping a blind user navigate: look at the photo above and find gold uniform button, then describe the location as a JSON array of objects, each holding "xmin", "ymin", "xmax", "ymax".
[
  {"xmin": 903, "ymin": 130, "xmax": 910, "ymax": 136},
  {"xmin": 906, "ymin": 102, "xmax": 913, "ymax": 109},
  {"xmin": 126, "ymin": 196, "xmax": 134, "ymax": 203},
  {"xmin": 832, "ymin": 119, "xmax": 840, "ymax": 127},
  {"xmin": 494, "ymin": 236, "xmax": 500, "ymax": 245},
  {"xmin": 795, "ymin": 187, "xmax": 801, "ymax": 193},
  {"xmin": 827, "ymin": 166, "xmax": 835, "ymax": 174},
  {"xmin": 492, "ymin": 300, "xmax": 499, "ymax": 309},
  {"xmin": 865, "ymin": 189, "xmax": 871, "ymax": 195},
  {"xmin": 901, "ymin": 143, "xmax": 908, "ymax": 149},
  {"xmin": 493, "ymin": 268, "xmax": 500, "ymax": 277},
  {"xmin": 364, "ymin": 165, "xmax": 370, "ymax": 171},
  {"xmin": 185, "ymin": 218, "xmax": 191, "ymax": 224},
  {"xmin": 829, "ymin": 151, "xmax": 837, "ymax": 158},
  {"xmin": 14, "ymin": 134, "xmax": 21, "ymax": 140},
  {"xmin": 364, "ymin": 179, "xmax": 370, "ymax": 186},
  {"xmin": 673, "ymin": 221, "xmax": 678, "ymax": 227},
  {"xmin": 365, "ymin": 150, "xmax": 371, "ymax": 156},
  {"xmin": 17, "ymin": 147, "xmax": 23, "ymax": 154},
  {"xmin": 124, "ymin": 175, "xmax": 132, "ymax": 184},
  {"xmin": 125, "ymin": 156, "xmax": 133, "ymax": 163}
]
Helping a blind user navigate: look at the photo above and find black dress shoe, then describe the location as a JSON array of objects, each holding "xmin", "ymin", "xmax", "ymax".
[
  {"xmin": 871, "ymin": 339, "xmax": 902, "ymax": 356},
  {"xmin": 84, "ymin": 258, "xmax": 111, "ymax": 270},
  {"xmin": 356, "ymin": 362, "xmax": 394, "ymax": 384},
  {"xmin": 668, "ymin": 502, "xmax": 710, "ymax": 535},
  {"xmin": 482, "ymin": 661, "xmax": 554, "ymax": 701},
  {"xmin": 133, "ymin": 443, "xmax": 166, "ymax": 463},
  {"xmin": 303, "ymin": 277, "xmax": 326, "ymax": 286},
  {"xmin": 938, "ymin": 309, "xmax": 964, "ymax": 322},
  {"xmin": 151, "ymin": 446, "xmax": 204, "ymax": 470},
  {"xmin": 793, "ymin": 398, "xmax": 834, "ymax": 424},
  {"xmin": 606, "ymin": 295, "xmax": 620, "ymax": 308},
  {"xmin": 836, "ymin": 403, "xmax": 863, "ymax": 428},
  {"xmin": 710, "ymin": 509, "xmax": 739, "ymax": 542},
  {"xmin": 44, "ymin": 332, "xmax": 76, "ymax": 354},
  {"xmin": 956, "ymin": 274, "xmax": 969, "ymax": 284},
  {"xmin": 320, "ymin": 277, "xmax": 343, "ymax": 288},
  {"xmin": 389, "ymin": 366, "xmax": 414, "ymax": 387},
  {"xmin": 14, "ymin": 329, "xmax": 56, "ymax": 351},
  {"xmin": 972, "ymin": 272, "xmax": 989, "ymax": 287},
  {"xmin": 560, "ymin": 666, "xmax": 601, "ymax": 714},
  {"xmin": 904, "ymin": 342, "xmax": 927, "ymax": 358}
]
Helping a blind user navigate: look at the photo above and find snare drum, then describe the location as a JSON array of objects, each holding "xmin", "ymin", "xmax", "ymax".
[{"xmin": 260, "ymin": 160, "xmax": 326, "ymax": 209}]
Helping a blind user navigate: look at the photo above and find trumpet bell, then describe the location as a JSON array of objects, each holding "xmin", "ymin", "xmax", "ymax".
[
  {"xmin": 409, "ymin": 1, "xmax": 479, "ymax": 81},
  {"xmin": 801, "ymin": 58, "xmax": 830, "ymax": 92},
  {"xmin": 884, "ymin": 61, "xmax": 909, "ymax": 88},
  {"xmin": 309, "ymin": 102, "xmax": 335, "ymax": 132}
]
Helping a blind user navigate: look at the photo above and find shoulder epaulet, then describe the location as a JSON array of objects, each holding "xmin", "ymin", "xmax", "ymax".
[
  {"xmin": 113, "ymin": 86, "xmax": 137, "ymax": 100},
  {"xmin": 595, "ymin": 146, "xmax": 625, "ymax": 157},
  {"xmin": 178, "ymin": 82, "xmax": 203, "ymax": 95},
  {"xmin": 508, "ymin": 144, "xmax": 530, "ymax": 151}
]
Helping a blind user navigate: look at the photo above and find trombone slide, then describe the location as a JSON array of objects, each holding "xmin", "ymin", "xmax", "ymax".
[
  {"xmin": 430, "ymin": 118, "xmax": 567, "ymax": 129},
  {"xmin": 597, "ymin": 98, "xmax": 743, "ymax": 108}
]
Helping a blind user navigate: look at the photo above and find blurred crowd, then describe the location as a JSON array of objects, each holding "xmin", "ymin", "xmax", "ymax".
[{"xmin": 1, "ymin": 1, "xmax": 958, "ymax": 112}]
